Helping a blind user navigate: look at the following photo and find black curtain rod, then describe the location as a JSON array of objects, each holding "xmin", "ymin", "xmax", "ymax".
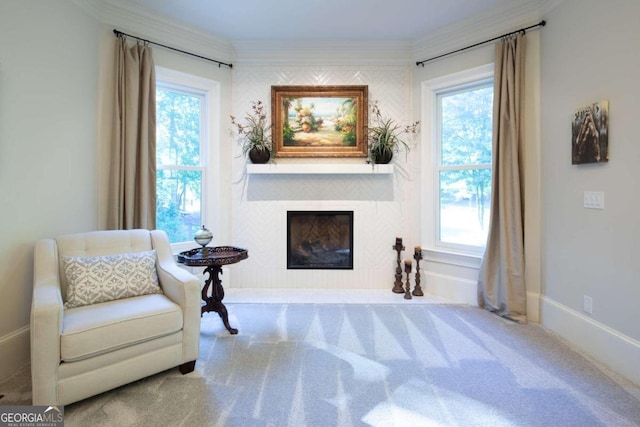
[
  {"xmin": 113, "ymin": 29, "xmax": 233, "ymax": 69},
  {"xmin": 416, "ymin": 20, "xmax": 546, "ymax": 67}
]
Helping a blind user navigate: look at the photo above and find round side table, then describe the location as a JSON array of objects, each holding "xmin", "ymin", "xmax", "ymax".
[{"xmin": 178, "ymin": 246, "xmax": 248, "ymax": 334}]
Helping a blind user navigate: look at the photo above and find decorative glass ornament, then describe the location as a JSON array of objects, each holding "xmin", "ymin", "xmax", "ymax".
[{"xmin": 194, "ymin": 225, "xmax": 213, "ymax": 248}]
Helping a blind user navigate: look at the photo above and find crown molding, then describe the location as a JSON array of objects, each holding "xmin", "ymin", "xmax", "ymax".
[
  {"xmin": 412, "ymin": 1, "xmax": 544, "ymax": 63},
  {"xmin": 73, "ymin": 0, "xmax": 549, "ymax": 67},
  {"xmin": 72, "ymin": 0, "xmax": 234, "ymax": 62}
]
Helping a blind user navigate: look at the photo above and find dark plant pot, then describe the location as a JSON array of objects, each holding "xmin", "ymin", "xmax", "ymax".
[
  {"xmin": 248, "ymin": 147, "xmax": 270, "ymax": 164},
  {"xmin": 372, "ymin": 147, "xmax": 393, "ymax": 164}
]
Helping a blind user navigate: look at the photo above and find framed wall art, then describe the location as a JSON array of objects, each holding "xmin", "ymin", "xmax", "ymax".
[
  {"xmin": 271, "ymin": 85, "xmax": 368, "ymax": 158},
  {"xmin": 572, "ymin": 100, "xmax": 609, "ymax": 164}
]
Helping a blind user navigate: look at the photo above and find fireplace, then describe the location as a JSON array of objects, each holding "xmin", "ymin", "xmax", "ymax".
[{"xmin": 287, "ymin": 211, "xmax": 354, "ymax": 270}]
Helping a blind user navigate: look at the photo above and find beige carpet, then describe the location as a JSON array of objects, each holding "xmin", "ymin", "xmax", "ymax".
[{"xmin": 2, "ymin": 303, "xmax": 640, "ymax": 426}]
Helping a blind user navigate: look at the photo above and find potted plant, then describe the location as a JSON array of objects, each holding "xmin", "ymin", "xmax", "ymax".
[
  {"xmin": 368, "ymin": 101, "xmax": 420, "ymax": 164},
  {"xmin": 230, "ymin": 100, "xmax": 273, "ymax": 163}
]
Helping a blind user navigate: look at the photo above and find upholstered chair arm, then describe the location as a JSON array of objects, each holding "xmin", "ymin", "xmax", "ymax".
[
  {"xmin": 31, "ymin": 238, "xmax": 64, "ymax": 405},
  {"xmin": 150, "ymin": 230, "xmax": 201, "ymax": 363}
]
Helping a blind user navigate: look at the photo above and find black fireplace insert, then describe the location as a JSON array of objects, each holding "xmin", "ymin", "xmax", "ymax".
[{"xmin": 287, "ymin": 211, "xmax": 354, "ymax": 270}]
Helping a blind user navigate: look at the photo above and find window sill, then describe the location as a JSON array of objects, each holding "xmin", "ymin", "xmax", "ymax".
[{"xmin": 422, "ymin": 248, "xmax": 482, "ymax": 269}]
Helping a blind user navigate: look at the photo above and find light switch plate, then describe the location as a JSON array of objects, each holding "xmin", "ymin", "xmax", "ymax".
[{"xmin": 584, "ymin": 191, "xmax": 604, "ymax": 209}]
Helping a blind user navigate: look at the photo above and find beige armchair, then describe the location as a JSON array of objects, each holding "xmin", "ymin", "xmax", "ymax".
[{"xmin": 30, "ymin": 229, "xmax": 201, "ymax": 406}]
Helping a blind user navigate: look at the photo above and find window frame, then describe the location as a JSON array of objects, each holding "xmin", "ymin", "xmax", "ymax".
[
  {"xmin": 421, "ymin": 63, "xmax": 494, "ymax": 258},
  {"xmin": 155, "ymin": 67, "xmax": 220, "ymax": 253}
]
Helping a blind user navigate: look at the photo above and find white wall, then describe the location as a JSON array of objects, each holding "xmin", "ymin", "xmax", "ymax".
[
  {"xmin": 0, "ymin": 0, "xmax": 100, "ymax": 379},
  {"xmin": 540, "ymin": 0, "xmax": 640, "ymax": 385}
]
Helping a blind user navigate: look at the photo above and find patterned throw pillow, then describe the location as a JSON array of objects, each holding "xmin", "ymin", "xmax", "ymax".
[{"xmin": 63, "ymin": 250, "xmax": 163, "ymax": 309}]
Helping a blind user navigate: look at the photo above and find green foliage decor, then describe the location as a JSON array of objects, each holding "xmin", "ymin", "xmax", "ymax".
[
  {"xmin": 368, "ymin": 101, "xmax": 419, "ymax": 163},
  {"xmin": 230, "ymin": 100, "xmax": 273, "ymax": 157}
]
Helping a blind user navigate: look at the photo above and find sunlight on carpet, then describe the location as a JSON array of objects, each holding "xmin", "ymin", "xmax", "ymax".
[{"xmin": 3, "ymin": 303, "xmax": 639, "ymax": 426}]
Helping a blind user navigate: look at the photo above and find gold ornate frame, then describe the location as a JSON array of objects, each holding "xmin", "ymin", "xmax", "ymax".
[{"xmin": 271, "ymin": 85, "xmax": 368, "ymax": 158}]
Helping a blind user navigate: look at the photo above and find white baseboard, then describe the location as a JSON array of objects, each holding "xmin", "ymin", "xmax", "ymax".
[
  {"xmin": 0, "ymin": 326, "xmax": 30, "ymax": 381},
  {"xmin": 425, "ymin": 272, "xmax": 478, "ymax": 306},
  {"xmin": 426, "ymin": 273, "xmax": 542, "ymax": 323},
  {"xmin": 540, "ymin": 295, "xmax": 640, "ymax": 386}
]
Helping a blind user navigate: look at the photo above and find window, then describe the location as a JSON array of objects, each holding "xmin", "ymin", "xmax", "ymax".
[
  {"xmin": 155, "ymin": 68, "xmax": 218, "ymax": 246},
  {"xmin": 422, "ymin": 64, "xmax": 494, "ymax": 254}
]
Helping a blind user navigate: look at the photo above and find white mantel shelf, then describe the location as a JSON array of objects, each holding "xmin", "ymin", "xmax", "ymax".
[{"xmin": 246, "ymin": 163, "xmax": 394, "ymax": 175}]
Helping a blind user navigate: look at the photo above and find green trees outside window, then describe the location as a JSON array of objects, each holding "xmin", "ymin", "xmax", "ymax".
[
  {"xmin": 156, "ymin": 87, "xmax": 204, "ymax": 243},
  {"xmin": 437, "ymin": 84, "xmax": 493, "ymax": 248}
]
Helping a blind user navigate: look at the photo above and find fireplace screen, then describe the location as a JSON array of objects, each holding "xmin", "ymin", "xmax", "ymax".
[{"xmin": 287, "ymin": 211, "xmax": 353, "ymax": 270}]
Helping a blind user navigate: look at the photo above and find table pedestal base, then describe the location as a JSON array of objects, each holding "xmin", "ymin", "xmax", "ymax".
[{"xmin": 201, "ymin": 265, "xmax": 238, "ymax": 334}]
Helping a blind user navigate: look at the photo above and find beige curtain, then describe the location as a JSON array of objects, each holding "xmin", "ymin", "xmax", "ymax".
[
  {"xmin": 478, "ymin": 33, "xmax": 527, "ymax": 323},
  {"xmin": 107, "ymin": 37, "xmax": 156, "ymax": 230}
]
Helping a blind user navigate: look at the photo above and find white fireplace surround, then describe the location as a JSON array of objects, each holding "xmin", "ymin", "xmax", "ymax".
[
  {"xmin": 231, "ymin": 65, "xmax": 419, "ymax": 291},
  {"xmin": 232, "ymin": 198, "xmax": 407, "ymax": 290}
]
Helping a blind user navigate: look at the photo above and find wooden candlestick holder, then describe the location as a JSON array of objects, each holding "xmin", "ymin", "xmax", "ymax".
[
  {"xmin": 412, "ymin": 250, "xmax": 424, "ymax": 297},
  {"xmin": 392, "ymin": 239, "xmax": 405, "ymax": 293},
  {"xmin": 404, "ymin": 260, "xmax": 413, "ymax": 300}
]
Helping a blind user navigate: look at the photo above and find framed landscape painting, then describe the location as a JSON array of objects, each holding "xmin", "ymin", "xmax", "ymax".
[{"xmin": 271, "ymin": 85, "xmax": 368, "ymax": 158}]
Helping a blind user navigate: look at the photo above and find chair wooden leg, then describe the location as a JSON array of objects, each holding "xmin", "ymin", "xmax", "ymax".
[{"xmin": 179, "ymin": 360, "xmax": 196, "ymax": 374}]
